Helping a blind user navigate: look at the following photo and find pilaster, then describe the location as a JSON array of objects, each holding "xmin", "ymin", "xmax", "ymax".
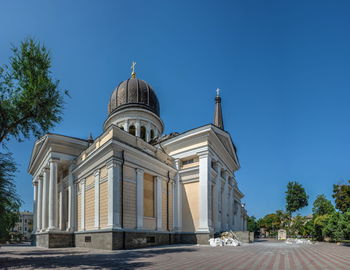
[
  {"xmin": 94, "ymin": 169, "xmax": 100, "ymax": 229},
  {"xmin": 136, "ymin": 168, "xmax": 144, "ymax": 229},
  {"xmin": 198, "ymin": 151, "xmax": 210, "ymax": 233},
  {"xmin": 107, "ymin": 159, "xmax": 122, "ymax": 229},
  {"xmin": 81, "ymin": 179, "xmax": 86, "ymax": 231},
  {"xmin": 48, "ymin": 158, "xmax": 59, "ymax": 231},
  {"xmin": 156, "ymin": 176, "xmax": 162, "ymax": 230}
]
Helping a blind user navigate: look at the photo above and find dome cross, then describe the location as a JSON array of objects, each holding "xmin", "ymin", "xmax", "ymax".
[{"xmin": 131, "ymin": 61, "xmax": 136, "ymax": 78}]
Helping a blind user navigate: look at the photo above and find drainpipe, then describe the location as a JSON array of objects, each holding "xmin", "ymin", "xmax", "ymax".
[{"xmin": 121, "ymin": 150, "xmax": 125, "ymax": 249}]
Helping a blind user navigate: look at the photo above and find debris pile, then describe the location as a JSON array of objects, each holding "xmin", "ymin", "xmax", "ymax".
[
  {"xmin": 285, "ymin": 238, "xmax": 313, "ymax": 245},
  {"xmin": 209, "ymin": 231, "xmax": 241, "ymax": 247}
]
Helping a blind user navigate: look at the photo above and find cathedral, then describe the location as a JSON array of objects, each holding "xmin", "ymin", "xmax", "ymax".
[{"xmin": 28, "ymin": 65, "xmax": 248, "ymax": 249}]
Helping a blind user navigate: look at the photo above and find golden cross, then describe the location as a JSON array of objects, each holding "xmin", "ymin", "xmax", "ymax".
[
  {"xmin": 216, "ymin": 88, "xmax": 220, "ymax": 96},
  {"xmin": 131, "ymin": 61, "xmax": 136, "ymax": 77}
]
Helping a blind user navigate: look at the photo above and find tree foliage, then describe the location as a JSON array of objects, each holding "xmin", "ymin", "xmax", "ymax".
[
  {"xmin": 0, "ymin": 38, "xmax": 66, "ymax": 242},
  {"xmin": 0, "ymin": 153, "xmax": 20, "ymax": 241},
  {"xmin": 332, "ymin": 180, "xmax": 350, "ymax": 213},
  {"xmin": 247, "ymin": 216, "xmax": 258, "ymax": 233},
  {"xmin": 312, "ymin": 194, "xmax": 335, "ymax": 216},
  {"xmin": 285, "ymin": 181, "xmax": 308, "ymax": 214},
  {"xmin": 0, "ymin": 38, "xmax": 66, "ymax": 145}
]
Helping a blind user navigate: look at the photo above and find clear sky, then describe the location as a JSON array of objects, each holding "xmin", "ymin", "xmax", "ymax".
[{"xmin": 1, "ymin": 0, "xmax": 350, "ymax": 218}]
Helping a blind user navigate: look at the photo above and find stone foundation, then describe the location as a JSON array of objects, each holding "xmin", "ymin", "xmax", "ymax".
[
  {"xmin": 36, "ymin": 230, "xmax": 248, "ymax": 250},
  {"xmin": 75, "ymin": 230, "xmax": 179, "ymax": 250},
  {"xmin": 36, "ymin": 232, "xmax": 74, "ymax": 248}
]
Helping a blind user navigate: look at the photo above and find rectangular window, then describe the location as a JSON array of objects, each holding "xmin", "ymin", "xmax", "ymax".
[
  {"xmin": 144, "ymin": 173, "xmax": 155, "ymax": 217},
  {"xmin": 182, "ymin": 159, "xmax": 194, "ymax": 165}
]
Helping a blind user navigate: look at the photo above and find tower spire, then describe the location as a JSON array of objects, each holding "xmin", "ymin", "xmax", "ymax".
[{"xmin": 214, "ymin": 88, "xmax": 224, "ymax": 129}]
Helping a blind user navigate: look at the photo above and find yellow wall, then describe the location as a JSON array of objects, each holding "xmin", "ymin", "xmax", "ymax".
[
  {"xmin": 182, "ymin": 181, "xmax": 199, "ymax": 232},
  {"xmin": 123, "ymin": 181, "xmax": 136, "ymax": 228},
  {"xmin": 99, "ymin": 181, "xmax": 108, "ymax": 228},
  {"xmin": 144, "ymin": 217, "xmax": 156, "ymax": 230},
  {"xmin": 100, "ymin": 166, "xmax": 108, "ymax": 179},
  {"xmin": 85, "ymin": 187, "xmax": 95, "ymax": 230},
  {"xmin": 85, "ymin": 174, "xmax": 94, "ymax": 186},
  {"xmin": 124, "ymin": 166, "xmax": 136, "ymax": 180},
  {"xmin": 144, "ymin": 173, "xmax": 155, "ymax": 217}
]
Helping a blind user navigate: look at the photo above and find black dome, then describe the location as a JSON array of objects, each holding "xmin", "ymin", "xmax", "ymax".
[{"xmin": 108, "ymin": 78, "xmax": 160, "ymax": 116}]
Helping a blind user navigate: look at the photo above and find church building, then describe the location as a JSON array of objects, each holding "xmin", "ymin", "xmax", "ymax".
[{"xmin": 28, "ymin": 65, "xmax": 248, "ymax": 249}]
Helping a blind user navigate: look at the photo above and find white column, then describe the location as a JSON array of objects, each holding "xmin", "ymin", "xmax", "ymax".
[
  {"xmin": 221, "ymin": 172, "xmax": 228, "ymax": 231},
  {"xmin": 135, "ymin": 120, "xmax": 141, "ymax": 137},
  {"xmin": 81, "ymin": 179, "xmax": 85, "ymax": 230},
  {"xmin": 37, "ymin": 176, "xmax": 43, "ymax": 232},
  {"xmin": 33, "ymin": 181, "xmax": 38, "ymax": 233},
  {"xmin": 174, "ymin": 159, "xmax": 182, "ymax": 232},
  {"xmin": 42, "ymin": 168, "xmax": 49, "ymax": 231},
  {"xmin": 156, "ymin": 176, "xmax": 162, "ymax": 230},
  {"xmin": 123, "ymin": 120, "xmax": 129, "ymax": 132},
  {"xmin": 136, "ymin": 168, "xmax": 144, "ymax": 229},
  {"xmin": 48, "ymin": 159, "xmax": 58, "ymax": 231},
  {"xmin": 215, "ymin": 163, "xmax": 222, "ymax": 232},
  {"xmin": 198, "ymin": 152, "xmax": 210, "ymax": 232},
  {"xmin": 107, "ymin": 160, "xmax": 122, "ymax": 228},
  {"xmin": 67, "ymin": 164, "xmax": 75, "ymax": 231},
  {"xmin": 228, "ymin": 188, "xmax": 233, "ymax": 230},
  {"xmin": 94, "ymin": 169, "xmax": 100, "ymax": 229},
  {"xmin": 59, "ymin": 176, "xmax": 64, "ymax": 231},
  {"xmin": 146, "ymin": 123, "xmax": 151, "ymax": 142}
]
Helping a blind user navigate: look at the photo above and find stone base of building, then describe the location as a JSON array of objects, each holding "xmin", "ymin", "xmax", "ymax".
[
  {"xmin": 74, "ymin": 230, "xmax": 180, "ymax": 250},
  {"xmin": 180, "ymin": 232, "xmax": 213, "ymax": 245},
  {"xmin": 35, "ymin": 230, "xmax": 251, "ymax": 250},
  {"xmin": 36, "ymin": 231, "xmax": 74, "ymax": 248}
]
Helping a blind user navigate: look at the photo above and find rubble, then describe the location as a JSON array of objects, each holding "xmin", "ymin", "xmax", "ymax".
[
  {"xmin": 285, "ymin": 238, "xmax": 313, "ymax": 245},
  {"xmin": 209, "ymin": 231, "xmax": 242, "ymax": 247}
]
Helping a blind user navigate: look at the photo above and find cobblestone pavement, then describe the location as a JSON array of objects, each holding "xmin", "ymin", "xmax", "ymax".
[{"xmin": 1, "ymin": 240, "xmax": 350, "ymax": 269}]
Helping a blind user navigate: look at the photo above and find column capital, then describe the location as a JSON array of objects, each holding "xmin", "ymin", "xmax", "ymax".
[
  {"xmin": 49, "ymin": 157, "xmax": 60, "ymax": 164},
  {"xmin": 136, "ymin": 168, "xmax": 144, "ymax": 175},
  {"xmin": 106, "ymin": 159, "xmax": 121, "ymax": 169},
  {"xmin": 94, "ymin": 169, "xmax": 100, "ymax": 177},
  {"xmin": 81, "ymin": 178, "xmax": 86, "ymax": 185}
]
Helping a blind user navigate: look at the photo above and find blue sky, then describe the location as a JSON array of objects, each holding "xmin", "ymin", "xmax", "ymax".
[{"xmin": 1, "ymin": 0, "xmax": 350, "ymax": 218}]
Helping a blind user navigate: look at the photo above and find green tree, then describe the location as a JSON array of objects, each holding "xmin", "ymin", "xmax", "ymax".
[
  {"xmin": 332, "ymin": 180, "xmax": 350, "ymax": 213},
  {"xmin": 313, "ymin": 214, "xmax": 330, "ymax": 241},
  {"xmin": 323, "ymin": 212, "xmax": 344, "ymax": 241},
  {"xmin": 0, "ymin": 38, "xmax": 66, "ymax": 145},
  {"xmin": 0, "ymin": 153, "xmax": 20, "ymax": 241},
  {"xmin": 290, "ymin": 214, "xmax": 307, "ymax": 237},
  {"xmin": 0, "ymin": 38, "xmax": 66, "ymax": 241},
  {"xmin": 285, "ymin": 181, "xmax": 308, "ymax": 215},
  {"xmin": 312, "ymin": 194, "xmax": 335, "ymax": 216},
  {"xmin": 247, "ymin": 216, "xmax": 258, "ymax": 233}
]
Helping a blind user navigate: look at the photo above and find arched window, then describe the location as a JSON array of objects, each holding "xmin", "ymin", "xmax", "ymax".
[
  {"xmin": 140, "ymin": 126, "xmax": 146, "ymax": 140},
  {"xmin": 129, "ymin": 125, "xmax": 136, "ymax": 136},
  {"xmin": 150, "ymin": 129, "xmax": 155, "ymax": 140}
]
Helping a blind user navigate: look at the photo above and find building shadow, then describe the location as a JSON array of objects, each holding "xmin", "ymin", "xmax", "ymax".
[{"xmin": 0, "ymin": 246, "xmax": 196, "ymax": 269}]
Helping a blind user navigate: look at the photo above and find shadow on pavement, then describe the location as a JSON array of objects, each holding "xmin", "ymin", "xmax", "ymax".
[{"xmin": 0, "ymin": 247, "xmax": 196, "ymax": 269}]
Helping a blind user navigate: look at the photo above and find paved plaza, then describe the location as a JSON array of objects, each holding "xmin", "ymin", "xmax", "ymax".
[{"xmin": 1, "ymin": 240, "xmax": 350, "ymax": 269}]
